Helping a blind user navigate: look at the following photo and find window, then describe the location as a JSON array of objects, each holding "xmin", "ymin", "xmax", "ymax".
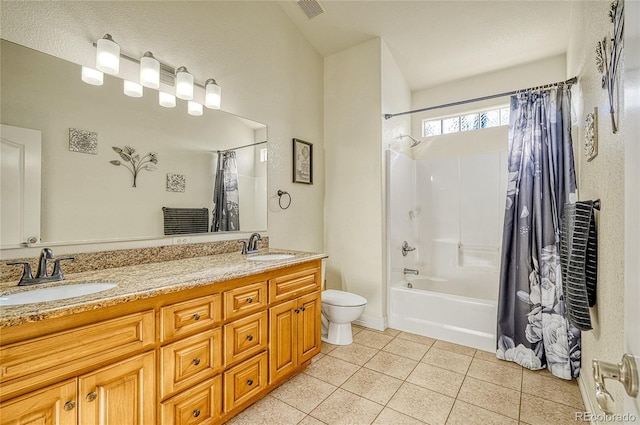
[{"xmin": 422, "ymin": 107, "xmax": 511, "ymax": 138}]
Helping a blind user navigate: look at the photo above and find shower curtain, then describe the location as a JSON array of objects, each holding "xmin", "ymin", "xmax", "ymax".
[
  {"xmin": 497, "ymin": 86, "xmax": 581, "ymax": 379},
  {"xmin": 211, "ymin": 150, "xmax": 240, "ymax": 232}
]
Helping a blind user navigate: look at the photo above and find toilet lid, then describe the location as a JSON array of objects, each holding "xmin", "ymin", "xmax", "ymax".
[{"xmin": 322, "ymin": 289, "xmax": 367, "ymax": 307}]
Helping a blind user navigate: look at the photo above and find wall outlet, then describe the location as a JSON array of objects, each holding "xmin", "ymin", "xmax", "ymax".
[{"xmin": 172, "ymin": 237, "xmax": 191, "ymax": 245}]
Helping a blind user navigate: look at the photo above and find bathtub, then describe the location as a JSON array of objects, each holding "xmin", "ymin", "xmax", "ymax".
[{"xmin": 388, "ymin": 277, "xmax": 497, "ymax": 352}]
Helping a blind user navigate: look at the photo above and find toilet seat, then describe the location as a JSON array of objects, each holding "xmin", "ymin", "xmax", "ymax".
[{"xmin": 322, "ymin": 289, "xmax": 367, "ymax": 307}]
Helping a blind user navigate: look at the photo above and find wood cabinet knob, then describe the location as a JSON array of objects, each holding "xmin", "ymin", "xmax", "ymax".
[
  {"xmin": 86, "ymin": 392, "xmax": 97, "ymax": 402},
  {"xmin": 247, "ymin": 334, "xmax": 254, "ymax": 341},
  {"xmin": 193, "ymin": 358, "xmax": 201, "ymax": 366},
  {"xmin": 246, "ymin": 297, "xmax": 253, "ymax": 304},
  {"xmin": 300, "ymin": 306, "xmax": 306, "ymax": 311},
  {"xmin": 295, "ymin": 309, "xmax": 300, "ymax": 314},
  {"xmin": 193, "ymin": 409, "xmax": 201, "ymax": 418},
  {"xmin": 247, "ymin": 379, "xmax": 254, "ymax": 386},
  {"xmin": 193, "ymin": 313, "xmax": 200, "ymax": 321},
  {"xmin": 63, "ymin": 400, "xmax": 76, "ymax": 411}
]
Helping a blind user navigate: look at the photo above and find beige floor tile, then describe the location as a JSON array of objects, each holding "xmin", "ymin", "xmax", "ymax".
[
  {"xmin": 383, "ymin": 337, "xmax": 430, "ymax": 361},
  {"xmin": 353, "ymin": 329, "xmax": 395, "ymax": 349},
  {"xmin": 522, "ymin": 370, "xmax": 584, "ymax": 409},
  {"xmin": 298, "ymin": 415, "xmax": 327, "ymax": 425},
  {"xmin": 397, "ymin": 331, "xmax": 436, "ymax": 346},
  {"xmin": 321, "ymin": 342, "xmax": 338, "ymax": 355},
  {"xmin": 406, "ymin": 362, "xmax": 465, "ymax": 397},
  {"xmin": 372, "ymin": 407, "xmax": 426, "ymax": 425},
  {"xmin": 474, "ymin": 349, "xmax": 523, "ymax": 370},
  {"xmin": 520, "ymin": 393, "xmax": 584, "ymax": 425},
  {"xmin": 421, "ymin": 347, "xmax": 473, "ymax": 375},
  {"xmin": 341, "ymin": 367, "xmax": 403, "ymax": 405},
  {"xmin": 226, "ymin": 395, "xmax": 306, "ymax": 425},
  {"xmin": 433, "ymin": 340, "xmax": 477, "ymax": 357},
  {"xmin": 446, "ymin": 400, "xmax": 519, "ymax": 425},
  {"xmin": 329, "ymin": 342, "xmax": 379, "ymax": 366},
  {"xmin": 312, "ymin": 353, "xmax": 326, "ymax": 363},
  {"xmin": 304, "ymin": 354, "xmax": 361, "ymax": 386},
  {"xmin": 352, "ymin": 324, "xmax": 365, "ymax": 335},
  {"xmin": 467, "ymin": 358, "xmax": 523, "ymax": 391},
  {"xmin": 270, "ymin": 372, "xmax": 337, "ymax": 414},
  {"xmin": 364, "ymin": 351, "xmax": 419, "ymax": 380},
  {"xmin": 457, "ymin": 376, "xmax": 521, "ymax": 419},
  {"xmin": 310, "ymin": 388, "xmax": 384, "ymax": 425},
  {"xmin": 387, "ymin": 382, "xmax": 455, "ymax": 425},
  {"xmin": 376, "ymin": 327, "xmax": 401, "ymax": 337}
]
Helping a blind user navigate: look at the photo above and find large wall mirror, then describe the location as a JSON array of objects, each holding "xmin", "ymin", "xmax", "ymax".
[{"xmin": 1, "ymin": 40, "xmax": 268, "ymax": 249}]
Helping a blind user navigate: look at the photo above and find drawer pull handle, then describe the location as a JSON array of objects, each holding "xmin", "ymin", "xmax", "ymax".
[
  {"xmin": 63, "ymin": 400, "xmax": 76, "ymax": 411},
  {"xmin": 247, "ymin": 334, "xmax": 254, "ymax": 341},
  {"xmin": 247, "ymin": 379, "xmax": 254, "ymax": 386},
  {"xmin": 193, "ymin": 409, "xmax": 201, "ymax": 418},
  {"xmin": 86, "ymin": 392, "xmax": 97, "ymax": 402},
  {"xmin": 246, "ymin": 297, "xmax": 253, "ymax": 304},
  {"xmin": 193, "ymin": 358, "xmax": 201, "ymax": 366},
  {"xmin": 193, "ymin": 313, "xmax": 201, "ymax": 321}
]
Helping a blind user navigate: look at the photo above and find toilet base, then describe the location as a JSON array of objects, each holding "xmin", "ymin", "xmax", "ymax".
[{"xmin": 322, "ymin": 322, "xmax": 353, "ymax": 345}]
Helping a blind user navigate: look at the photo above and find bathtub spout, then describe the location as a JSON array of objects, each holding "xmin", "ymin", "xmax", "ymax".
[{"xmin": 403, "ymin": 268, "xmax": 419, "ymax": 275}]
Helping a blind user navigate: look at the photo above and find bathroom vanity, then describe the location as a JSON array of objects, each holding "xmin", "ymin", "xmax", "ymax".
[{"xmin": 0, "ymin": 251, "xmax": 324, "ymax": 424}]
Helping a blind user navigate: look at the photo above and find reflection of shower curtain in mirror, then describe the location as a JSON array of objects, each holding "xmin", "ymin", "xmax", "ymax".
[{"xmin": 212, "ymin": 151, "xmax": 240, "ymax": 232}]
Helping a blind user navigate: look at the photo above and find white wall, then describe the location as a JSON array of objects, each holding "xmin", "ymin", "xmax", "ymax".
[{"xmin": 0, "ymin": 1, "xmax": 324, "ymax": 254}]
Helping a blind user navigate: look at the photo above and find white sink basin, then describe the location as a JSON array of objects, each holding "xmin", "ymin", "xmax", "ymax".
[
  {"xmin": 0, "ymin": 283, "xmax": 117, "ymax": 306},
  {"xmin": 247, "ymin": 254, "xmax": 295, "ymax": 261}
]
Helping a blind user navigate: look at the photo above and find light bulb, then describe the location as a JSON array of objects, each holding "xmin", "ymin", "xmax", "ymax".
[
  {"xmin": 96, "ymin": 34, "xmax": 120, "ymax": 75},
  {"xmin": 159, "ymin": 92, "xmax": 176, "ymax": 108},
  {"xmin": 205, "ymin": 78, "xmax": 222, "ymax": 109},
  {"xmin": 81, "ymin": 66, "xmax": 104, "ymax": 85},
  {"xmin": 140, "ymin": 51, "xmax": 160, "ymax": 89},
  {"xmin": 188, "ymin": 101, "xmax": 203, "ymax": 116},
  {"xmin": 175, "ymin": 66, "xmax": 194, "ymax": 100},
  {"xmin": 124, "ymin": 80, "xmax": 143, "ymax": 97}
]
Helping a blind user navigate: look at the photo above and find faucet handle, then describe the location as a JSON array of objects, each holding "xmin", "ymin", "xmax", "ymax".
[
  {"xmin": 6, "ymin": 262, "xmax": 34, "ymax": 285},
  {"xmin": 52, "ymin": 256, "xmax": 75, "ymax": 279},
  {"xmin": 238, "ymin": 240, "xmax": 248, "ymax": 255}
]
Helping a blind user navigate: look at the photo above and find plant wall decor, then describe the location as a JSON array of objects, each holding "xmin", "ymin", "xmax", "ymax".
[
  {"xmin": 595, "ymin": 0, "xmax": 624, "ymax": 133},
  {"xmin": 110, "ymin": 146, "xmax": 158, "ymax": 187}
]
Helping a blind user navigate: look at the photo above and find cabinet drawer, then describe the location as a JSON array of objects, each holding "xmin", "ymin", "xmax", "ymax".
[
  {"xmin": 161, "ymin": 294, "xmax": 222, "ymax": 342},
  {"xmin": 269, "ymin": 267, "xmax": 320, "ymax": 304},
  {"xmin": 160, "ymin": 328, "xmax": 223, "ymax": 399},
  {"xmin": 0, "ymin": 378, "xmax": 77, "ymax": 425},
  {"xmin": 0, "ymin": 310, "xmax": 154, "ymax": 385},
  {"xmin": 223, "ymin": 352, "xmax": 267, "ymax": 412},
  {"xmin": 224, "ymin": 311, "xmax": 267, "ymax": 366},
  {"xmin": 223, "ymin": 281, "xmax": 267, "ymax": 320},
  {"xmin": 161, "ymin": 375, "xmax": 222, "ymax": 425}
]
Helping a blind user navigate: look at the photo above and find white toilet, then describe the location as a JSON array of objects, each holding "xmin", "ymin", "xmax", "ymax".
[{"xmin": 321, "ymin": 289, "xmax": 367, "ymax": 345}]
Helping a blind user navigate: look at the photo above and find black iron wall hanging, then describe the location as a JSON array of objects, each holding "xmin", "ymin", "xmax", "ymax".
[
  {"xmin": 595, "ymin": 0, "xmax": 624, "ymax": 134},
  {"xmin": 110, "ymin": 146, "xmax": 158, "ymax": 187}
]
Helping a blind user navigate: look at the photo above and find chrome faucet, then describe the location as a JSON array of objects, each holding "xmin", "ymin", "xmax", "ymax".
[
  {"xmin": 403, "ymin": 268, "xmax": 419, "ymax": 275},
  {"xmin": 401, "ymin": 241, "xmax": 416, "ymax": 257},
  {"xmin": 6, "ymin": 248, "xmax": 74, "ymax": 286},
  {"xmin": 239, "ymin": 233, "xmax": 263, "ymax": 255}
]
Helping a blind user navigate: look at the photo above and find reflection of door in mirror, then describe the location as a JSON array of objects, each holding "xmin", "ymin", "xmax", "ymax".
[{"xmin": 1, "ymin": 124, "xmax": 42, "ymax": 248}]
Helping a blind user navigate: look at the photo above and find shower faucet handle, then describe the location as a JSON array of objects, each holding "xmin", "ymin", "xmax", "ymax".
[{"xmin": 402, "ymin": 241, "xmax": 416, "ymax": 257}]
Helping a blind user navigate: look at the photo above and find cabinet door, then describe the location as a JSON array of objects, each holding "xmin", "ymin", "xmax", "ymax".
[
  {"xmin": 268, "ymin": 299, "xmax": 296, "ymax": 383},
  {"xmin": 297, "ymin": 292, "xmax": 321, "ymax": 364},
  {"xmin": 78, "ymin": 351, "xmax": 155, "ymax": 425},
  {"xmin": 0, "ymin": 379, "xmax": 77, "ymax": 425}
]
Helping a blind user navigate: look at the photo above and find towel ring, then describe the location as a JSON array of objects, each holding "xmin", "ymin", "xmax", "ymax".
[{"xmin": 277, "ymin": 190, "xmax": 291, "ymax": 210}]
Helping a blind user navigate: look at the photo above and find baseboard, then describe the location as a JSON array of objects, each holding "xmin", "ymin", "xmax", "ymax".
[
  {"xmin": 354, "ymin": 314, "xmax": 387, "ymax": 331},
  {"xmin": 577, "ymin": 374, "xmax": 597, "ymax": 425}
]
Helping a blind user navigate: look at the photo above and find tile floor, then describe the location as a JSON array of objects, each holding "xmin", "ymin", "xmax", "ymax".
[{"xmin": 227, "ymin": 325, "xmax": 585, "ymax": 425}]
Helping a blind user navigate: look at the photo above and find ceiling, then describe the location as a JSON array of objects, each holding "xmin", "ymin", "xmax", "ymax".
[{"xmin": 278, "ymin": 0, "xmax": 576, "ymax": 91}]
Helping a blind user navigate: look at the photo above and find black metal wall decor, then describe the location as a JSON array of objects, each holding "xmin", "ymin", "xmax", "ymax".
[
  {"xmin": 595, "ymin": 0, "xmax": 624, "ymax": 134},
  {"xmin": 110, "ymin": 146, "xmax": 158, "ymax": 187}
]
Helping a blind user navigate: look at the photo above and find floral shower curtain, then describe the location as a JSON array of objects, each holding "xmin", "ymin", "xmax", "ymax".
[
  {"xmin": 497, "ymin": 86, "xmax": 581, "ymax": 379},
  {"xmin": 211, "ymin": 150, "xmax": 240, "ymax": 232}
]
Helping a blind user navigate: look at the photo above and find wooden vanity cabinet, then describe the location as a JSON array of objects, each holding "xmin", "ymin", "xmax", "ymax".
[{"xmin": 0, "ymin": 379, "xmax": 77, "ymax": 425}]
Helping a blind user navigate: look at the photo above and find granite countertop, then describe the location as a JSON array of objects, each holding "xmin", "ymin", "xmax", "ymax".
[{"xmin": 0, "ymin": 249, "xmax": 327, "ymax": 329}]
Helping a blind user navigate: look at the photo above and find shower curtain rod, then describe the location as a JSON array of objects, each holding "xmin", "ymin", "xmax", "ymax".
[
  {"xmin": 383, "ymin": 76, "xmax": 578, "ymax": 120},
  {"xmin": 217, "ymin": 140, "xmax": 267, "ymax": 153}
]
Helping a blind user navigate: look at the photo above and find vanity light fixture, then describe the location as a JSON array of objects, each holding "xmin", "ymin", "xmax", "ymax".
[
  {"xmin": 124, "ymin": 80, "xmax": 143, "ymax": 97},
  {"xmin": 175, "ymin": 66, "xmax": 194, "ymax": 100},
  {"xmin": 81, "ymin": 66, "xmax": 104, "ymax": 86},
  {"xmin": 187, "ymin": 101, "xmax": 203, "ymax": 116},
  {"xmin": 159, "ymin": 92, "xmax": 176, "ymax": 108},
  {"xmin": 140, "ymin": 51, "xmax": 160, "ymax": 89},
  {"xmin": 96, "ymin": 34, "xmax": 120, "ymax": 75},
  {"xmin": 205, "ymin": 79, "xmax": 222, "ymax": 109}
]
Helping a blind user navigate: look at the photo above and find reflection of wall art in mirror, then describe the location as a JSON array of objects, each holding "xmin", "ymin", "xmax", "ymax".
[
  {"xmin": 167, "ymin": 173, "xmax": 186, "ymax": 192},
  {"xmin": 110, "ymin": 146, "xmax": 158, "ymax": 187},
  {"xmin": 585, "ymin": 108, "xmax": 598, "ymax": 162},
  {"xmin": 595, "ymin": 0, "xmax": 623, "ymax": 133},
  {"xmin": 292, "ymin": 138, "xmax": 313, "ymax": 185},
  {"xmin": 69, "ymin": 128, "xmax": 98, "ymax": 154}
]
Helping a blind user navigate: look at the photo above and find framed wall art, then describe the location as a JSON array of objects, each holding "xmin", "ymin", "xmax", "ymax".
[{"xmin": 293, "ymin": 138, "xmax": 313, "ymax": 184}]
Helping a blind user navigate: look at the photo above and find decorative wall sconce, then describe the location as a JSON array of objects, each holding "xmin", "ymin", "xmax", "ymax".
[
  {"xmin": 110, "ymin": 146, "xmax": 158, "ymax": 188},
  {"xmin": 81, "ymin": 34, "xmax": 222, "ymax": 116},
  {"xmin": 595, "ymin": 0, "xmax": 624, "ymax": 134}
]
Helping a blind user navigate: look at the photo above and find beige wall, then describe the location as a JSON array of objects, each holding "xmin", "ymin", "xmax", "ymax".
[
  {"xmin": 567, "ymin": 0, "xmax": 627, "ymax": 415},
  {"xmin": 0, "ymin": 1, "xmax": 324, "ymax": 255}
]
